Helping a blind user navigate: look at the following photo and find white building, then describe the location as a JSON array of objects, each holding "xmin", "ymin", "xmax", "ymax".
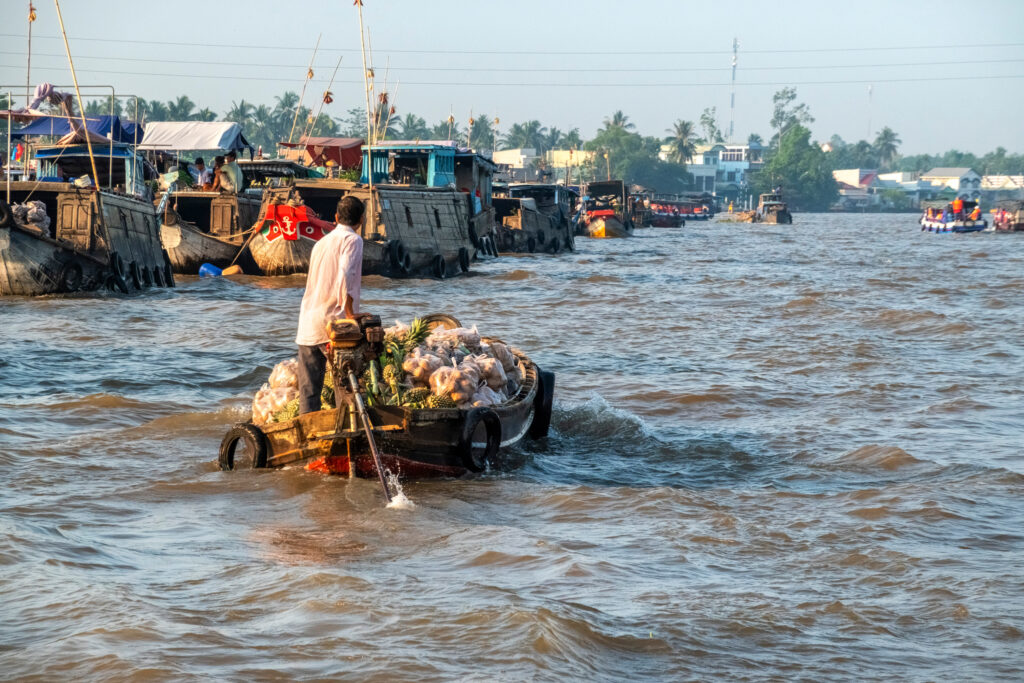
[
  {"xmin": 920, "ymin": 167, "xmax": 981, "ymax": 200},
  {"xmin": 658, "ymin": 141, "xmax": 764, "ymax": 201}
]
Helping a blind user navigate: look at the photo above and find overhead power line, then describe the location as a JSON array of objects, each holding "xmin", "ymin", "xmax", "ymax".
[
  {"xmin": 3, "ymin": 50, "xmax": 1023, "ymax": 73},
  {"xmin": 5, "ymin": 63, "xmax": 1024, "ymax": 88},
  {"xmin": 1, "ymin": 32, "xmax": 1023, "ymax": 56}
]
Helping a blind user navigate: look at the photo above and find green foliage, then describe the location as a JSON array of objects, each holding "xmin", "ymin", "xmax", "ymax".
[
  {"xmin": 585, "ymin": 123, "xmax": 690, "ymax": 192},
  {"xmin": 699, "ymin": 107, "xmax": 724, "ymax": 143},
  {"xmin": 665, "ymin": 119, "xmax": 698, "ymax": 165},
  {"xmin": 769, "ymin": 87, "xmax": 815, "ymax": 148},
  {"xmin": 752, "ymin": 125, "xmax": 837, "ymax": 211}
]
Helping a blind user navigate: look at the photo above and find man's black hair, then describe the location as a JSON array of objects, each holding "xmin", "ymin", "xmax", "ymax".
[
  {"xmin": 195, "ymin": 157, "xmax": 205, "ymax": 166},
  {"xmin": 336, "ymin": 195, "xmax": 365, "ymax": 226}
]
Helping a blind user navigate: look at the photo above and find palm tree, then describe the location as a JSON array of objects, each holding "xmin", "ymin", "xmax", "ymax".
[
  {"xmin": 166, "ymin": 95, "xmax": 196, "ymax": 120},
  {"xmin": 468, "ymin": 114, "xmax": 495, "ymax": 150},
  {"xmin": 873, "ymin": 127, "xmax": 902, "ymax": 169},
  {"xmin": 226, "ymin": 99, "xmax": 255, "ymax": 125},
  {"xmin": 394, "ymin": 113, "xmax": 429, "ymax": 140},
  {"xmin": 748, "ymin": 132, "xmax": 764, "ymax": 146},
  {"xmin": 541, "ymin": 127, "xmax": 563, "ymax": 153},
  {"xmin": 194, "ymin": 108, "xmax": 217, "ymax": 122},
  {"xmin": 430, "ymin": 118, "xmax": 461, "ymax": 141},
  {"xmin": 143, "ymin": 100, "xmax": 169, "ymax": 122},
  {"xmin": 562, "ymin": 128, "xmax": 583, "ymax": 150},
  {"xmin": 603, "ymin": 110, "xmax": 634, "ymax": 132},
  {"xmin": 665, "ymin": 119, "xmax": 698, "ymax": 165}
]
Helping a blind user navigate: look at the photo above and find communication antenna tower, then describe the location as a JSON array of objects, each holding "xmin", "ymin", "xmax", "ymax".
[{"xmin": 729, "ymin": 38, "xmax": 738, "ymax": 141}]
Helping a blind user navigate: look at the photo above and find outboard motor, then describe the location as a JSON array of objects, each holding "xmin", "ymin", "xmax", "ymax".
[{"xmin": 326, "ymin": 313, "xmax": 384, "ymax": 393}]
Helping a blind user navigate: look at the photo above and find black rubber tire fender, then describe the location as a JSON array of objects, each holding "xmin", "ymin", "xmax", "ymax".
[
  {"xmin": 219, "ymin": 422, "xmax": 269, "ymax": 470},
  {"xmin": 526, "ymin": 236, "xmax": 536, "ymax": 253},
  {"xmin": 489, "ymin": 236, "xmax": 499, "ymax": 256},
  {"xmin": 388, "ymin": 239, "xmax": 407, "ymax": 272},
  {"xmin": 433, "ymin": 254, "xmax": 447, "ymax": 279},
  {"xmin": 59, "ymin": 259, "xmax": 84, "ymax": 292},
  {"xmin": 458, "ymin": 407, "xmax": 501, "ymax": 473},
  {"xmin": 564, "ymin": 235, "xmax": 574, "ymax": 252},
  {"xmin": 129, "ymin": 261, "xmax": 142, "ymax": 290},
  {"xmin": 110, "ymin": 251, "xmax": 126, "ymax": 280},
  {"xmin": 468, "ymin": 223, "xmax": 481, "ymax": 248},
  {"xmin": 140, "ymin": 265, "xmax": 152, "ymax": 287},
  {"xmin": 153, "ymin": 264, "xmax": 165, "ymax": 287},
  {"xmin": 106, "ymin": 273, "xmax": 129, "ymax": 294},
  {"xmin": 458, "ymin": 247, "xmax": 470, "ymax": 273},
  {"xmin": 548, "ymin": 237, "xmax": 560, "ymax": 254},
  {"xmin": 536, "ymin": 229, "xmax": 546, "ymax": 245},
  {"xmin": 0, "ymin": 199, "xmax": 12, "ymax": 228},
  {"xmin": 421, "ymin": 313, "xmax": 462, "ymax": 331},
  {"xmin": 163, "ymin": 252, "xmax": 176, "ymax": 287},
  {"xmin": 528, "ymin": 370, "xmax": 555, "ymax": 440}
]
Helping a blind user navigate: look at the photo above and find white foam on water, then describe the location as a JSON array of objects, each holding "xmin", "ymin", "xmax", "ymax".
[{"xmin": 384, "ymin": 471, "xmax": 415, "ymax": 510}]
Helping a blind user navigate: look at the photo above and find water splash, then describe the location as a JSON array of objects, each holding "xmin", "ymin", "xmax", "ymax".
[{"xmin": 385, "ymin": 471, "xmax": 415, "ymax": 510}]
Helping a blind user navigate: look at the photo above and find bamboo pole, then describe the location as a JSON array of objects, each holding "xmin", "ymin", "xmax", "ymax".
[
  {"xmin": 26, "ymin": 3, "xmax": 34, "ymax": 106},
  {"xmin": 355, "ymin": 0, "xmax": 375, "ymax": 237},
  {"xmin": 301, "ymin": 55, "xmax": 342, "ymax": 144},
  {"xmin": 53, "ymin": 0, "xmax": 114, "ymax": 258},
  {"xmin": 287, "ymin": 34, "xmax": 321, "ymax": 145}
]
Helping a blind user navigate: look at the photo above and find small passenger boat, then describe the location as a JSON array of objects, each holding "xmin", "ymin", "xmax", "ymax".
[
  {"xmin": 993, "ymin": 202, "xmax": 1024, "ymax": 232},
  {"xmin": 1, "ymin": 142, "xmax": 172, "ymax": 296},
  {"xmin": 218, "ymin": 314, "xmax": 554, "ymax": 479},
  {"xmin": 919, "ymin": 201, "xmax": 987, "ymax": 233},
  {"xmin": 579, "ymin": 180, "xmax": 633, "ymax": 238}
]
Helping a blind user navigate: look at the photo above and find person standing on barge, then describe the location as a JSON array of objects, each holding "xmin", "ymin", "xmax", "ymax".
[{"xmin": 294, "ymin": 196, "xmax": 365, "ymax": 415}]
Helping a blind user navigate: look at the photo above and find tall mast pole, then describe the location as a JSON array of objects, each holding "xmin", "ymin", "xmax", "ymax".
[
  {"xmin": 288, "ymin": 34, "xmax": 321, "ymax": 145},
  {"xmin": 356, "ymin": 0, "xmax": 375, "ymax": 237},
  {"xmin": 729, "ymin": 37, "xmax": 738, "ymax": 141},
  {"xmin": 26, "ymin": 3, "xmax": 36, "ymax": 105}
]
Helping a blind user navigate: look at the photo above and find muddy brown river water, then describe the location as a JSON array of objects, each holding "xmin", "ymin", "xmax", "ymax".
[{"xmin": 1, "ymin": 214, "xmax": 1022, "ymax": 680}]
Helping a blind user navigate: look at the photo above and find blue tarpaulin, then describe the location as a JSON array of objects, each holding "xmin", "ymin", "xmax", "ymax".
[{"xmin": 11, "ymin": 115, "xmax": 143, "ymax": 144}]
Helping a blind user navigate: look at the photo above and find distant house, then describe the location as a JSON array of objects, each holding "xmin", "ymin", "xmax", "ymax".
[
  {"xmin": 831, "ymin": 169, "xmax": 934, "ymax": 210},
  {"xmin": 657, "ymin": 141, "xmax": 763, "ymax": 202},
  {"xmin": 981, "ymin": 175, "xmax": 1024, "ymax": 203},
  {"xmin": 920, "ymin": 167, "xmax": 981, "ymax": 199},
  {"xmin": 492, "ymin": 147, "xmax": 540, "ymax": 182}
]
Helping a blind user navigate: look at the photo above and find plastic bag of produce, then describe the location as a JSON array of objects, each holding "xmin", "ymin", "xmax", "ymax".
[
  {"xmin": 268, "ymin": 358, "xmax": 299, "ymax": 390},
  {"xmin": 403, "ymin": 348, "xmax": 444, "ymax": 385},
  {"xmin": 429, "ymin": 366, "xmax": 459, "ymax": 397},
  {"xmin": 427, "ymin": 325, "xmax": 481, "ymax": 352},
  {"xmin": 474, "ymin": 355, "xmax": 507, "ymax": 390},
  {"xmin": 252, "ymin": 383, "xmax": 273, "ymax": 425},
  {"xmin": 488, "ymin": 341, "xmax": 516, "ymax": 373},
  {"xmin": 471, "ymin": 385, "xmax": 506, "ymax": 407}
]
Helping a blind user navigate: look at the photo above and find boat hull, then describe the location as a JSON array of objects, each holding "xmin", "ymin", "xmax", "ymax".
[
  {"xmin": 1, "ymin": 186, "xmax": 173, "ymax": 296},
  {"xmin": 161, "ymin": 222, "xmax": 241, "ymax": 271},
  {"xmin": 920, "ymin": 219, "xmax": 987, "ymax": 233}
]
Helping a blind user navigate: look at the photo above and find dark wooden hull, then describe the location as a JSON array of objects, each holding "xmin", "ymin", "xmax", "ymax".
[
  {"xmin": 254, "ymin": 355, "xmax": 541, "ymax": 479},
  {"xmin": 161, "ymin": 222, "xmax": 240, "ymax": 271},
  {"xmin": 1, "ymin": 185, "xmax": 172, "ymax": 296}
]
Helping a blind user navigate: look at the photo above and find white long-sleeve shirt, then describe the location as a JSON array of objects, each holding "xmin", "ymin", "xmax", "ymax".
[{"xmin": 295, "ymin": 223, "xmax": 363, "ymax": 346}]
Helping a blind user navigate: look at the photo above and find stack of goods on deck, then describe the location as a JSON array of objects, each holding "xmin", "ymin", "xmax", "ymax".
[
  {"xmin": 374, "ymin": 318, "xmax": 523, "ymax": 410},
  {"xmin": 248, "ymin": 317, "xmax": 525, "ymax": 426},
  {"xmin": 251, "ymin": 357, "xmax": 336, "ymax": 425},
  {"xmin": 8, "ymin": 201, "xmax": 51, "ymax": 235}
]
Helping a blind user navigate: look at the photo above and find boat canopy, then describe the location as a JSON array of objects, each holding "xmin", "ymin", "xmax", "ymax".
[
  {"xmin": 278, "ymin": 136, "xmax": 363, "ymax": 169},
  {"xmin": 137, "ymin": 121, "xmax": 254, "ymax": 154},
  {"xmin": 12, "ymin": 114, "xmax": 143, "ymax": 144}
]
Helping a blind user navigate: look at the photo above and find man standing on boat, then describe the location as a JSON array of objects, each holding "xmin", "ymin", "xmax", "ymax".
[{"xmin": 295, "ymin": 196, "xmax": 365, "ymax": 414}]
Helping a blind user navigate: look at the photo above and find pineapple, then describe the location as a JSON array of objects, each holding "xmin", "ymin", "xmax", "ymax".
[
  {"xmin": 382, "ymin": 363, "xmax": 402, "ymax": 385},
  {"xmin": 403, "ymin": 317, "xmax": 430, "ymax": 351},
  {"xmin": 426, "ymin": 393, "xmax": 457, "ymax": 409},
  {"xmin": 403, "ymin": 387, "xmax": 430, "ymax": 405},
  {"xmin": 271, "ymin": 397, "xmax": 300, "ymax": 423}
]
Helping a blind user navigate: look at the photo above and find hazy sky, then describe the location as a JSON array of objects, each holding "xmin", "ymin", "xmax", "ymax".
[{"xmin": 2, "ymin": 0, "xmax": 1022, "ymax": 154}]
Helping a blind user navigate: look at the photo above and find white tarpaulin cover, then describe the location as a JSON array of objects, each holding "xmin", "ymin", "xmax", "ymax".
[{"xmin": 137, "ymin": 121, "xmax": 253, "ymax": 153}]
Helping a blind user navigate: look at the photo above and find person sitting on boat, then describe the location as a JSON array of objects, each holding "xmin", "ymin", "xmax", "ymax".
[
  {"xmin": 211, "ymin": 156, "xmax": 229, "ymax": 193},
  {"xmin": 192, "ymin": 157, "xmax": 212, "ymax": 188},
  {"xmin": 222, "ymin": 150, "xmax": 244, "ymax": 194},
  {"xmin": 295, "ymin": 195, "xmax": 366, "ymax": 415},
  {"xmin": 969, "ymin": 204, "xmax": 981, "ymax": 221}
]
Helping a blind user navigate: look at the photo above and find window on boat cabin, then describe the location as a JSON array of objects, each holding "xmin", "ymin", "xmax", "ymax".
[
  {"xmin": 434, "ymin": 208, "xmax": 442, "ymax": 229},
  {"xmin": 405, "ymin": 206, "xmax": 414, "ymax": 228}
]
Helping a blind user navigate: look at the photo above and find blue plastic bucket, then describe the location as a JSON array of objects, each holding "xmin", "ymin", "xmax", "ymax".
[{"xmin": 198, "ymin": 263, "xmax": 223, "ymax": 278}]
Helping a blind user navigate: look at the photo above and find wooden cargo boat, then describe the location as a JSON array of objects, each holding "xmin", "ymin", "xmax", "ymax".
[
  {"xmin": 248, "ymin": 142, "xmax": 499, "ymax": 277},
  {"xmin": 218, "ymin": 314, "xmax": 555, "ymax": 479},
  {"xmin": 579, "ymin": 180, "xmax": 633, "ymax": 238},
  {"xmin": 495, "ymin": 183, "xmax": 575, "ymax": 253},
  {"xmin": 0, "ymin": 143, "xmax": 173, "ymax": 296},
  {"xmin": 755, "ymin": 192, "xmax": 793, "ymax": 224}
]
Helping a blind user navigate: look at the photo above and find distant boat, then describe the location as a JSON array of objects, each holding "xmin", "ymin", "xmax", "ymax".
[
  {"xmin": 756, "ymin": 192, "xmax": 793, "ymax": 224},
  {"xmin": 919, "ymin": 200, "xmax": 986, "ymax": 233},
  {"xmin": 579, "ymin": 180, "xmax": 633, "ymax": 238}
]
